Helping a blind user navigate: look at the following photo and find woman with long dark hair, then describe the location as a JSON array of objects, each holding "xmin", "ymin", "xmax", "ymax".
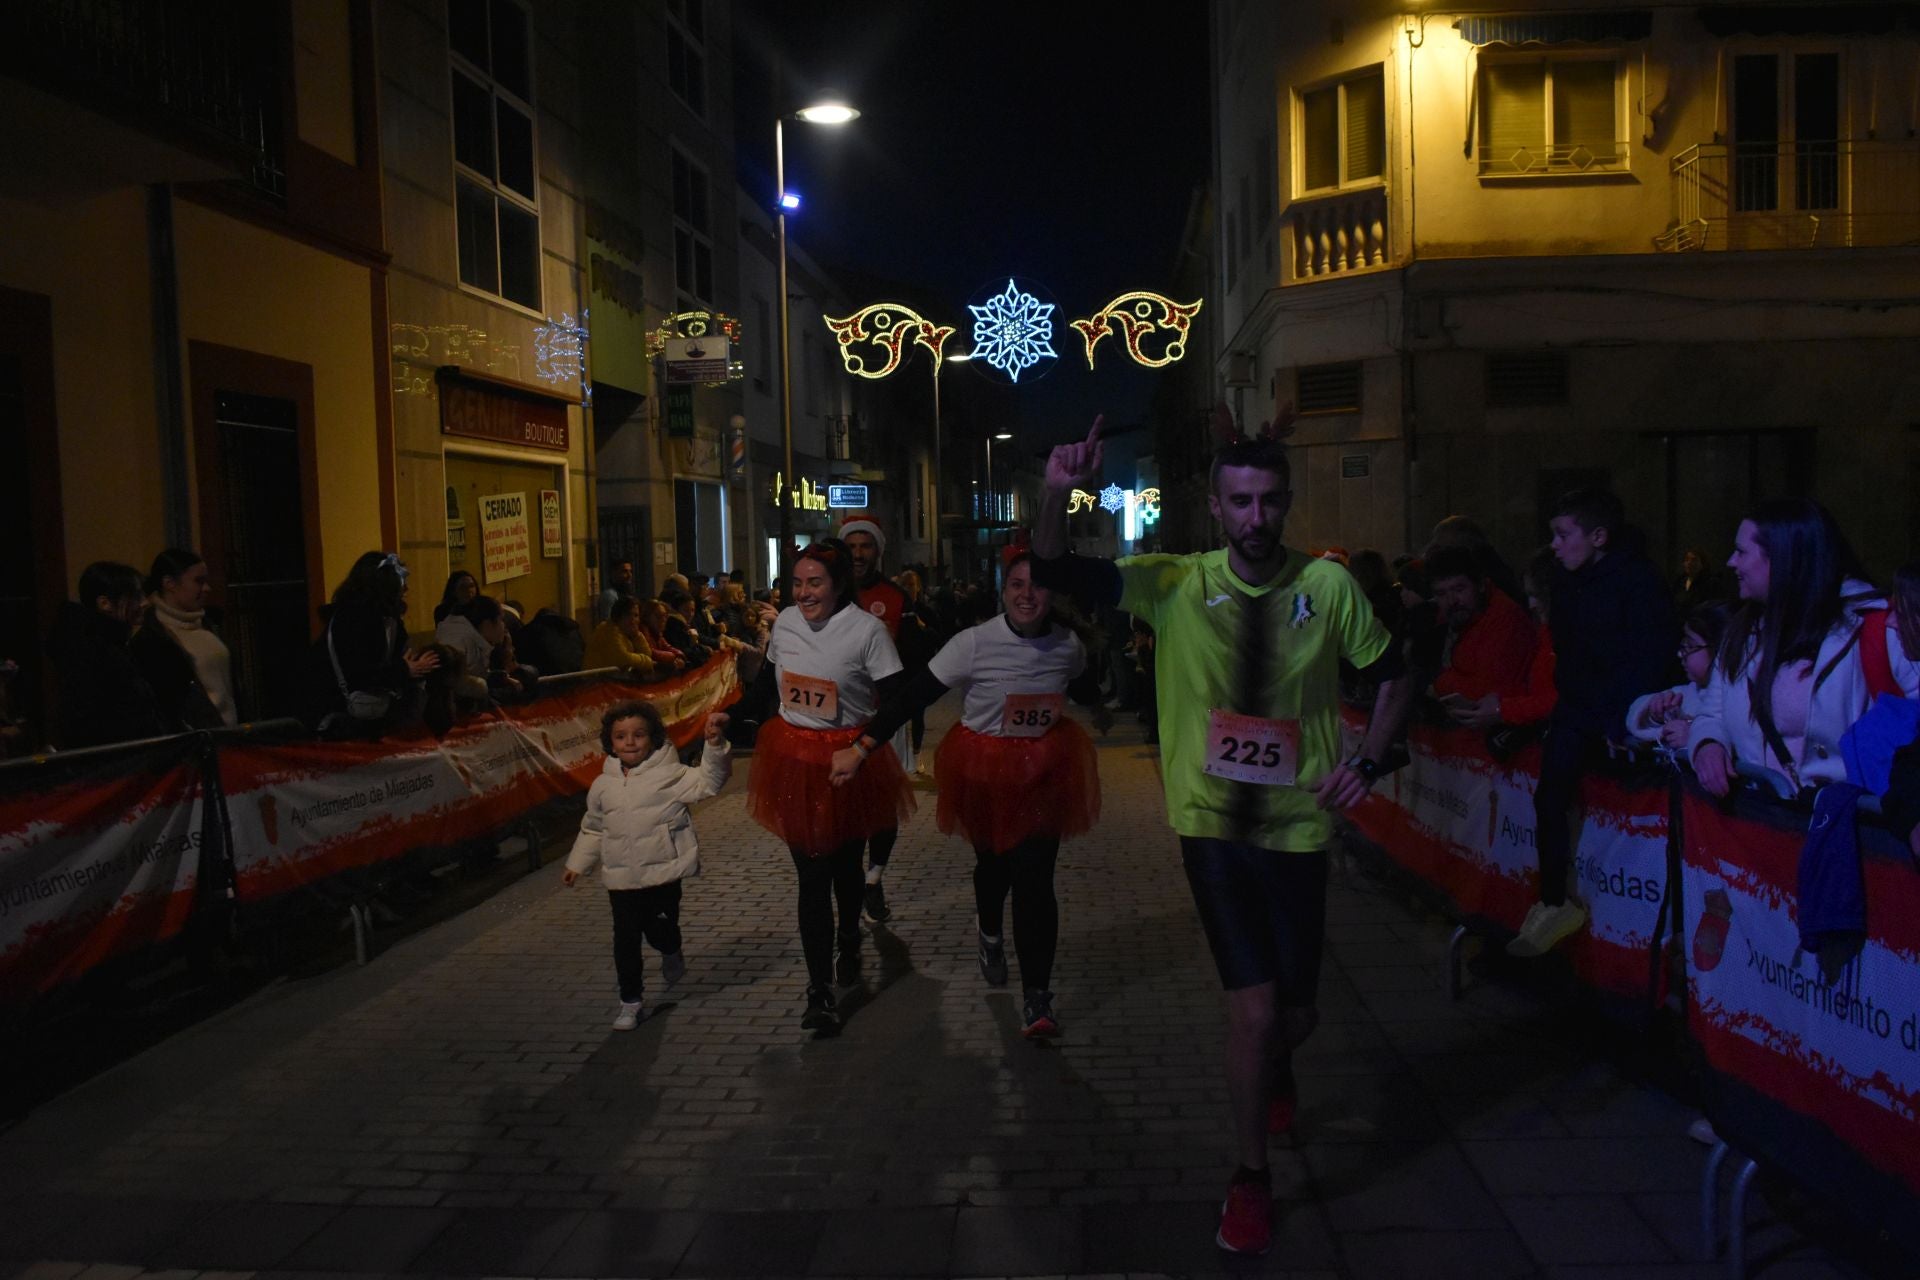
[
  {"xmin": 738, "ymin": 539, "xmax": 914, "ymax": 1031},
  {"xmin": 310, "ymin": 551, "xmax": 441, "ymax": 731},
  {"xmin": 433, "ymin": 571, "xmax": 479, "ymax": 624},
  {"xmin": 1691, "ymin": 499, "xmax": 1917, "ymax": 795},
  {"xmin": 831, "ymin": 549, "xmax": 1103, "ymax": 1037}
]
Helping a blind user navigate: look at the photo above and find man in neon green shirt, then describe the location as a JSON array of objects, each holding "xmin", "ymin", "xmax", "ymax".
[{"xmin": 1033, "ymin": 414, "xmax": 1410, "ymax": 1257}]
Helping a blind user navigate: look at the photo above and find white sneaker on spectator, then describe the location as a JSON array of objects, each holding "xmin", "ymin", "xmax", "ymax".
[
  {"xmin": 661, "ymin": 951, "xmax": 687, "ymax": 987},
  {"xmin": 613, "ymin": 1001, "xmax": 644, "ymax": 1031},
  {"xmin": 1507, "ymin": 900, "xmax": 1587, "ymax": 957}
]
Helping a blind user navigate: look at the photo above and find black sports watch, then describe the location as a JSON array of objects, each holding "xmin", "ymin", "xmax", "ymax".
[{"xmin": 1349, "ymin": 756, "xmax": 1384, "ymax": 782}]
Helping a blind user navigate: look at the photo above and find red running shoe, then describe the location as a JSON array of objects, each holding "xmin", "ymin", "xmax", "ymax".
[{"xmin": 1215, "ymin": 1177, "xmax": 1273, "ymax": 1254}]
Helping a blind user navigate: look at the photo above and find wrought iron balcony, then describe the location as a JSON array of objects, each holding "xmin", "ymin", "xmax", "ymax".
[
  {"xmin": 1657, "ymin": 139, "xmax": 1920, "ymax": 252},
  {"xmin": 0, "ymin": 0, "xmax": 284, "ymax": 198}
]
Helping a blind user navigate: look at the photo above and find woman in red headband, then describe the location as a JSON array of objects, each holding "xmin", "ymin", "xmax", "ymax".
[
  {"xmin": 736, "ymin": 537, "xmax": 914, "ymax": 1032},
  {"xmin": 829, "ymin": 545, "xmax": 1104, "ymax": 1037}
]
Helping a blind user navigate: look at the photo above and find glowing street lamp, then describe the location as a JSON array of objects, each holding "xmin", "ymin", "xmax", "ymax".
[{"xmin": 775, "ymin": 97, "xmax": 858, "ymax": 576}]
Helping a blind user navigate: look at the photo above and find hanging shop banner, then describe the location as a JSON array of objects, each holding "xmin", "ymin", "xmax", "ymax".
[
  {"xmin": 0, "ymin": 739, "xmax": 207, "ymax": 1004},
  {"xmin": 480, "ymin": 491, "xmax": 533, "ymax": 584},
  {"xmin": 221, "ymin": 657, "xmax": 738, "ymax": 902},
  {"xmin": 662, "ymin": 336, "xmax": 732, "ymax": 385},
  {"xmin": 539, "ymin": 489, "xmax": 563, "ymax": 558},
  {"xmin": 1680, "ymin": 786, "xmax": 1920, "ymax": 1206},
  {"xmin": 1337, "ymin": 708, "xmax": 1668, "ymax": 1000}
]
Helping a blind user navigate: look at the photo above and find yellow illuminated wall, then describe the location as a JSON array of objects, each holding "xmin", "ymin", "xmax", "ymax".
[{"xmin": 172, "ymin": 199, "xmax": 382, "ymax": 600}]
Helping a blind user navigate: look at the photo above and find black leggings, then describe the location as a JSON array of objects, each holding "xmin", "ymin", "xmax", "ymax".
[
  {"xmin": 910, "ymin": 709, "xmax": 925, "ymax": 753},
  {"xmin": 790, "ymin": 841, "xmax": 864, "ymax": 986},
  {"xmin": 973, "ymin": 836, "xmax": 1061, "ymax": 991},
  {"xmin": 866, "ymin": 826, "xmax": 899, "ymax": 868}
]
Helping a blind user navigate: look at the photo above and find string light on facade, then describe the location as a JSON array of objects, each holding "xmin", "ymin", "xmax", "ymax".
[
  {"xmin": 534, "ymin": 311, "xmax": 590, "ymax": 405},
  {"xmin": 1069, "ymin": 292, "xmax": 1203, "ymax": 369},
  {"xmin": 822, "ymin": 303, "xmax": 955, "ymax": 379},
  {"xmin": 646, "ymin": 310, "xmax": 743, "ymax": 357},
  {"xmin": 968, "ymin": 278, "xmax": 1056, "ymax": 383}
]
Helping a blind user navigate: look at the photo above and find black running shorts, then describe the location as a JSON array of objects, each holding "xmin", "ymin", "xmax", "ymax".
[{"xmin": 1180, "ymin": 837, "xmax": 1331, "ymax": 1001}]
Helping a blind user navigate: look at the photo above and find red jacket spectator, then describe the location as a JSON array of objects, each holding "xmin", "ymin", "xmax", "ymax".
[
  {"xmin": 1497, "ymin": 627, "xmax": 1558, "ymax": 726},
  {"xmin": 1432, "ymin": 587, "xmax": 1538, "ymax": 702}
]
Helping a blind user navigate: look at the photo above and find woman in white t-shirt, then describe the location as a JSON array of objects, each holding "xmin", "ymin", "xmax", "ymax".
[
  {"xmin": 831, "ymin": 550, "xmax": 1103, "ymax": 1037},
  {"xmin": 741, "ymin": 538, "xmax": 913, "ymax": 1031}
]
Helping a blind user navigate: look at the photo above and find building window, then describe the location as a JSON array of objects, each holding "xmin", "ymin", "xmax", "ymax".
[
  {"xmin": 671, "ymin": 146, "xmax": 713, "ymax": 307},
  {"xmin": 1731, "ymin": 52, "xmax": 1840, "ymax": 213},
  {"xmin": 752, "ymin": 294, "xmax": 771, "ymax": 391},
  {"xmin": 1298, "ymin": 68, "xmax": 1384, "ymax": 194},
  {"xmin": 1486, "ymin": 350, "xmax": 1569, "ymax": 407},
  {"xmin": 449, "ymin": 0, "xmax": 540, "ymax": 309},
  {"xmin": 1296, "ymin": 361, "xmax": 1362, "ymax": 415},
  {"xmin": 1478, "ymin": 57, "xmax": 1625, "ymax": 176},
  {"xmin": 666, "ymin": 0, "xmax": 705, "ymax": 115}
]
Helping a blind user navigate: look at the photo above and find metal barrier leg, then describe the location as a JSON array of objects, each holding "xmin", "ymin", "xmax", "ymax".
[
  {"xmin": 1727, "ymin": 1155, "xmax": 1760, "ymax": 1280},
  {"xmin": 1447, "ymin": 925, "xmax": 1468, "ymax": 1000},
  {"xmin": 1701, "ymin": 1139, "xmax": 1730, "ymax": 1257},
  {"xmin": 349, "ymin": 902, "xmax": 372, "ymax": 966}
]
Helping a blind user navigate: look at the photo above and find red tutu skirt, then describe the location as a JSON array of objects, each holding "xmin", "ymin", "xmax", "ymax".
[
  {"xmin": 748, "ymin": 717, "xmax": 915, "ymax": 856},
  {"xmin": 935, "ymin": 720, "xmax": 1101, "ymax": 854}
]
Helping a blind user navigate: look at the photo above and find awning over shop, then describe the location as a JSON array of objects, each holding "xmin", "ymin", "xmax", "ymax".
[
  {"xmin": 1698, "ymin": 4, "xmax": 1920, "ymax": 37},
  {"xmin": 1453, "ymin": 11, "xmax": 1653, "ymax": 45}
]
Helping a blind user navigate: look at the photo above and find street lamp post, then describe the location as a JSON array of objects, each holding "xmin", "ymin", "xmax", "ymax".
[
  {"xmin": 985, "ymin": 430, "xmax": 1012, "ymax": 525},
  {"xmin": 773, "ymin": 99, "xmax": 858, "ymax": 585}
]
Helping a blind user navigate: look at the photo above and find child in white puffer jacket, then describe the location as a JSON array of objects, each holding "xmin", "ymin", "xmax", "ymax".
[{"xmin": 564, "ymin": 700, "xmax": 731, "ymax": 1029}]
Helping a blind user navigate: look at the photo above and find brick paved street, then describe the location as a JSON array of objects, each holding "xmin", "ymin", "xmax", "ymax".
[{"xmin": 0, "ymin": 707, "xmax": 1867, "ymax": 1278}]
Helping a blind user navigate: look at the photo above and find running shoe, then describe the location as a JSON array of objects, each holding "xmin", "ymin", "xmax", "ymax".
[
  {"xmin": 979, "ymin": 932, "xmax": 1009, "ymax": 986},
  {"xmin": 660, "ymin": 951, "xmax": 687, "ymax": 987},
  {"xmin": 801, "ymin": 984, "xmax": 840, "ymax": 1031},
  {"xmin": 1215, "ymin": 1176, "xmax": 1273, "ymax": 1254},
  {"xmin": 1021, "ymin": 989, "xmax": 1059, "ymax": 1038},
  {"xmin": 863, "ymin": 880, "xmax": 891, "ymax": 923},
  {"xmin": 612, "ymin": 1001, "xmax": 643, "ymax": 1031},
  {"xmin": 1507, "ymin": 899, "xmax": 1588, "ymax": 957}
]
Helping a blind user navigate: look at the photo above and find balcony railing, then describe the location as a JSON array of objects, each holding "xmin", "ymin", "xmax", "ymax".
[
  {"xmin": 1657, "ymin": 139, "xmax": 1920, "ymax": 252},
  {"xmin": 1, "ymin": 0, "xmax": 285, "ymax": 198},
  {"xmin": 1286, "ymin": 186, "xmax": 1391, "ymax": 282}
]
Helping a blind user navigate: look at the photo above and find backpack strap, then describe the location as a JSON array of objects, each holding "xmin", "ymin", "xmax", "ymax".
[{"xmin": 1861, "ymin": 609, "xmax": 1897, "ymax": 701}]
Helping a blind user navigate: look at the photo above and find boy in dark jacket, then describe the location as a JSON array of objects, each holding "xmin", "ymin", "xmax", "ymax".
[
  {"xmin": 1511, "ymin": 489, "xmax": 1675, "ymax": 957},
  {"xmin": 49, "ymin": 562, "xmax": 163, "ymax": 749}
]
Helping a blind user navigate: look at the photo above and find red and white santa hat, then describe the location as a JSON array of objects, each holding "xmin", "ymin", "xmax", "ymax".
[{"xmin": 838, "ymin": 517, "xmax": 885, "ymax": 557}]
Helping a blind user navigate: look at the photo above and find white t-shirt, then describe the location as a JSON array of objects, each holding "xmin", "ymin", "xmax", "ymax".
[
  {"xmin": 767, "ymin": 604, "xmax": 903, "ymax": 729},
  {"xmin": 927, "ymin": 616, "xmax": 1086, "ymax": 736}
]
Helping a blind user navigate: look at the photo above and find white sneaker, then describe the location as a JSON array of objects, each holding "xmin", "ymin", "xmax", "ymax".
[
  {"xmin": 1507, "ymin": 900, "xmax": 1587, "ymax": 958},
  {"xmin": 612, "ymin": 1001, "xmax": 644, "ymax": 1030},
  {"xmin": 1687, "ymin": 1117, "xmax": 1719, "ymax": 1146},
  {"xmin": 661, "ymin": 951, "xmax": 687, "ymax": 987}
]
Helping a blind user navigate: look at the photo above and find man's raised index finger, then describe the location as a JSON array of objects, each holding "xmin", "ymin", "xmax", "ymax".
[{"xmin": 1086, "ymin": 414, "xmax": 1105, "ymax": 446}]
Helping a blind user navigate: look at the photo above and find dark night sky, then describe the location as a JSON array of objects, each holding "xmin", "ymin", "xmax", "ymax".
[{"xmin": 731, "ymin": 3, "xmax": 1212, "ymax": 454}]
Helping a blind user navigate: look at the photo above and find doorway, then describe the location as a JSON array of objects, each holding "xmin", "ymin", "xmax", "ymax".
[
  {"xmin": 1662, "ymin": 429, "xmax": 1814, "ymax": 576},
  {"xmin": 443, "ymin": 452, "xmax": 567, "ymax": 618},
  {"xmin": 0, "ymin": 286, "xmax": 66, "ymax": 750}
]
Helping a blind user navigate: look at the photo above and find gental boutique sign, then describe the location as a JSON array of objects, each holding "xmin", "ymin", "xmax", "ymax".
[{"xmin": 438, "ymin": 368, "xmax": 570, "ymax": 452}]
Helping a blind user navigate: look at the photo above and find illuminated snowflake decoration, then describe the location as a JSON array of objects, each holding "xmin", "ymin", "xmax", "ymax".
[
  {"xmin": 1098, "ymin": 484, "xmax": 1127, "ymax": 514},
  {"xmin": 969, "ymin": 279, "xmax": 1056, "ymax": 382}
]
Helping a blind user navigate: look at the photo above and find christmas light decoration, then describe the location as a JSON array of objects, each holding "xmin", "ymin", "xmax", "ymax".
[
  {"xmin": 646, "ymin": 310, "xmax": 743, "ymax": 357},
  {"xmin": 1067, "ymin": 489, "xmax": 1099, "ymax": 514},
  {"xmin": 969, "ymin": 279, "xmax": 1056, "ymax": 382},
  {"xmin": 1098, "ymin": 483, "xmax": 1127, "ymax": 514},
  {"xmin": 822, "ymin": 303, "xmax": 955, "ymax": 380},
  {"xmin": 1069, "ymin": 292, "xmax": 1203, "ymax": 370},
  {"xmin": 534, "ymin": 311, "xmax": 590, "ymax": 405}
]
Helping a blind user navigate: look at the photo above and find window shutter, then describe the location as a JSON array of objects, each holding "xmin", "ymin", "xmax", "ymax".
[
  {"xmin": 1551, "ymin": 61, "xmax": 1616, "ymax": 160},
  {"xmin": 1481, "ymin": 62, "xmax": 1546, "ymax": 173},
  {"xmin": 1297, "ymin": 362, "xmax": 1363, "ymax": 414},
  {"xmin": 1345, "ymin": 72, "xmax": 1385, "ymax": 180},
  {"xmin": 1302, "ymin": 86, "xmax": 1339, "ymax": 190}
]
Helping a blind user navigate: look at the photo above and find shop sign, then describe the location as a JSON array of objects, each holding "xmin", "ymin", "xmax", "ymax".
[
  {"xmin": 769, "ymin": 471, "xmax": 829, "ymax": 512},
  {"xmin": 665, "ymin": 385, "xmax": 695, "ymax": 439},
  {"xmin": 663, "ymin": 336, "xmax": 732, "ymax": 385},
  {"xmin": 539, "ymin": 489, "xmax": 563, "ymax": 558},
  {"xmin": 827, "ymin": 484, "xmax": 869, "ymax": 509},
  {"xmin": 480, "ymin": 492, "xmax": 534, "ymax": 584},
  {"xmin": 440, "ymin": 374, "xmax": 570, "ymax": 452}
]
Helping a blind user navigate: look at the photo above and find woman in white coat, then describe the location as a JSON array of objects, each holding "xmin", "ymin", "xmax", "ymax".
[
  {"xmin": 1692, "ymin": 500, "xmax": 1918, "ymax": 796},
  {"xmin": 564, "ymin": 700, "xmax": 731, "ymax": 1028}
]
